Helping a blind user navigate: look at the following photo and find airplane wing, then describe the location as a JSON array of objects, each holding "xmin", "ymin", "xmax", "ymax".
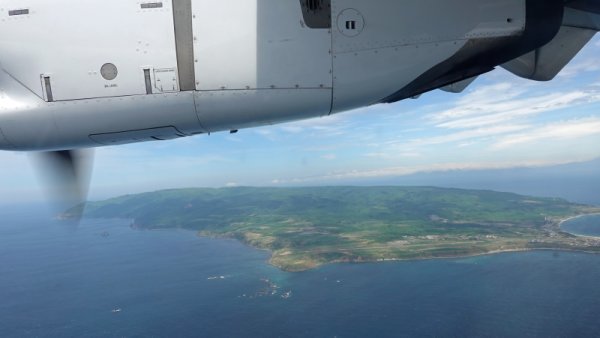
[
  {"xmin": 503, "ymin": 5, "xmax": 600, "ymax": 81},
  {"xmin": 0, "ymin": 1, "xmax": 599, "ymax": 212}
]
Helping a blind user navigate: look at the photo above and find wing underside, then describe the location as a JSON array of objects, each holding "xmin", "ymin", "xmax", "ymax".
[{"xmin": 502, "ymin": 3, "xmax": 600, "ymax": 81}]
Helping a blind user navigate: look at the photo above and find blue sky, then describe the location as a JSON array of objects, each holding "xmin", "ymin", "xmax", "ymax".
[{"xmin": 2, "ymin": 36, "xmax": 600, "ymax": 202}]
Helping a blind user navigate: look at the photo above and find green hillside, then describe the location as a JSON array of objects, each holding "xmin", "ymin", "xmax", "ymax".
[{"xmin": 82, "ymin": 187, "xmax": 600, "ymax": 271}]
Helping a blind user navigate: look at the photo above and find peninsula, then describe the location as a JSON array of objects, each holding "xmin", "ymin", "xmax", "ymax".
[{"xmin": 81, "ymin": 187, "xmax": 600, "ymax": 271}]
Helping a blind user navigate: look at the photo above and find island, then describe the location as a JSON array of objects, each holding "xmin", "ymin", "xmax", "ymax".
[{"xmin": 81, "ymin": 187, "xmax": 600, "ymax": 271}]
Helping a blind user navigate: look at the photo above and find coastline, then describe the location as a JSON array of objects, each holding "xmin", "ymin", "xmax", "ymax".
[
  {"xmin": 194, "ymin": 230, "xmax": 542, "ymax": 272},
  {"xmin": 558, "ymin": 213, "xmax": 599, "ymax": 226},
  {"xmin": 268, "ymin": 247, "xmax": 600, "ymax": 272},
  {"xmin": 251, "ymin": 230, "xmax": 600, "ymax": 271},
  {"xmin": 85, "ymin": 215, "xmax": 600, "ymax": 273},
  {"xmin": 255, "ymin": 213, "xmax": 600, "ymax": 271},
  {"xmin": 558, "ymin": 213, "xmax": 600, "ymax": 239}
]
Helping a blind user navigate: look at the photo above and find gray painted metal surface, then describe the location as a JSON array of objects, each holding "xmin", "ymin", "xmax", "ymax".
[
  {"xmin": 0, "ymin": 0, "xmax": 598, "ymax": 152},
  {"xmin": 172, "ymin": 0, "xmax": 196, "ymax": 91},
  {"xmin": 564, "ymin": 7, "xmax": 600, "ymax": 30}
]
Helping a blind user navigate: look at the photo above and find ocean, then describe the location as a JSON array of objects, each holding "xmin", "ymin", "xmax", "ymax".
[
  {"xmin": 1, "ymin": 206, "xmax": 600, "ymax": 337},
  {"xmin": 561, "ymin": 214, "xmax": 600, "ymax": 237}
]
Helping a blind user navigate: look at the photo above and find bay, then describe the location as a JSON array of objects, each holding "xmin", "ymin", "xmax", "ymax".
[{"xmin": 561, "ymin": 214, "xmax": 600, "ymax": 237}]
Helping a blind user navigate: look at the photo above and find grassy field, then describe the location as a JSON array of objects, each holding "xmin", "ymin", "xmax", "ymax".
[{"xmin": 82, "ymin": 187, "xmax": 600, "ymax": 271}]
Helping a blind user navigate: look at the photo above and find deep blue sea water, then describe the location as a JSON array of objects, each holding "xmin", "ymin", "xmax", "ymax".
[{"xmin": 2, "ymin": 206, "xmax": 600, "ymax": 337}]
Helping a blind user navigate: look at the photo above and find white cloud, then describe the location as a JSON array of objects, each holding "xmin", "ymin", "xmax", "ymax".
[
  {"xmin": 225, "ymin": 182, "xmax": 239, "ymax": 187},
  {"xmin": 273, "ymin": 158, "xmax": 589, "ymax": 184},
  {"xmin": 253, "ymin": 128, "xmax": 282, "ymax": 142},
  {"xmin": 364, "ymin": 152, "xmax": 394, "ymax": 160},
  {"xmin": 398, "ymin": 152, "xmax": 422, "ymax": 158},
  {"xmin": 252, "ymin": 114, "xmax": 353, "ymax": 141},
  {"xmin": 254, "ymin": 129, "xmax": 272, "ymax": 136},
  {"xmin": 301, "ymin": 145, "xmax": 342, "ymax": 152},
  {"xmin": 280, "ymin": 126, "xmax": 304, "ymax": 134},
  {"xmin": 402, "ymin": 124, "xmax": 530, "ymax": 147},
  {"xmin": 320, "ymin": 154, "xmax": 337, "ymax": 160},
  {"xmin": 429, "ymin": 83, "xmax": 527, "ymax": 122},
  {"xmin": 364, "ymin": 152, "xmax": 421, "ymax": 160},
  {"xmin": 458, "ymin": 142, "xmax": 476, "ymax": 148},
  {"xmin": 492, "ymin": 117, "xmax": 600, "ymax": 149},
  {"xmin": 281, "ymin": 114, "xmax": 345, "ymax": 129},
  {"xmin": 558, "ymin": 58, "xmax": 600, "ymax": 78},
  {"xmin": 432, "ymin": 89, "xmax": 599, "ymax": 130}
]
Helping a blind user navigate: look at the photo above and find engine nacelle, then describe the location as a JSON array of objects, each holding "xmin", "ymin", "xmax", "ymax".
[{"xmin": 0, "ymin": 0, "xmax": 593, "ymax": 151}]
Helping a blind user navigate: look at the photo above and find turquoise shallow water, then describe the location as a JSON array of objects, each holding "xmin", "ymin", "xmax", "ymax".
[
  {"xmin": 1, "ymin": 206, "xmax": 600, "ymax": 337},
  {"xmin": 561, "ymin": 214, "xmax": 600, "ymax": 237}
]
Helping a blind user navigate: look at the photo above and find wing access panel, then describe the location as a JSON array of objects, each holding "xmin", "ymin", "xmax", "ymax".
[{"xmin": 0, "ymin": 0, "xmax": 179, "ymax": 101}]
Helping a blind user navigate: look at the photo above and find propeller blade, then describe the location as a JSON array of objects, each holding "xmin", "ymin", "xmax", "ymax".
[{"xmin": 30, "ymin": 149, "xmax": 94, "ymax": 222}]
